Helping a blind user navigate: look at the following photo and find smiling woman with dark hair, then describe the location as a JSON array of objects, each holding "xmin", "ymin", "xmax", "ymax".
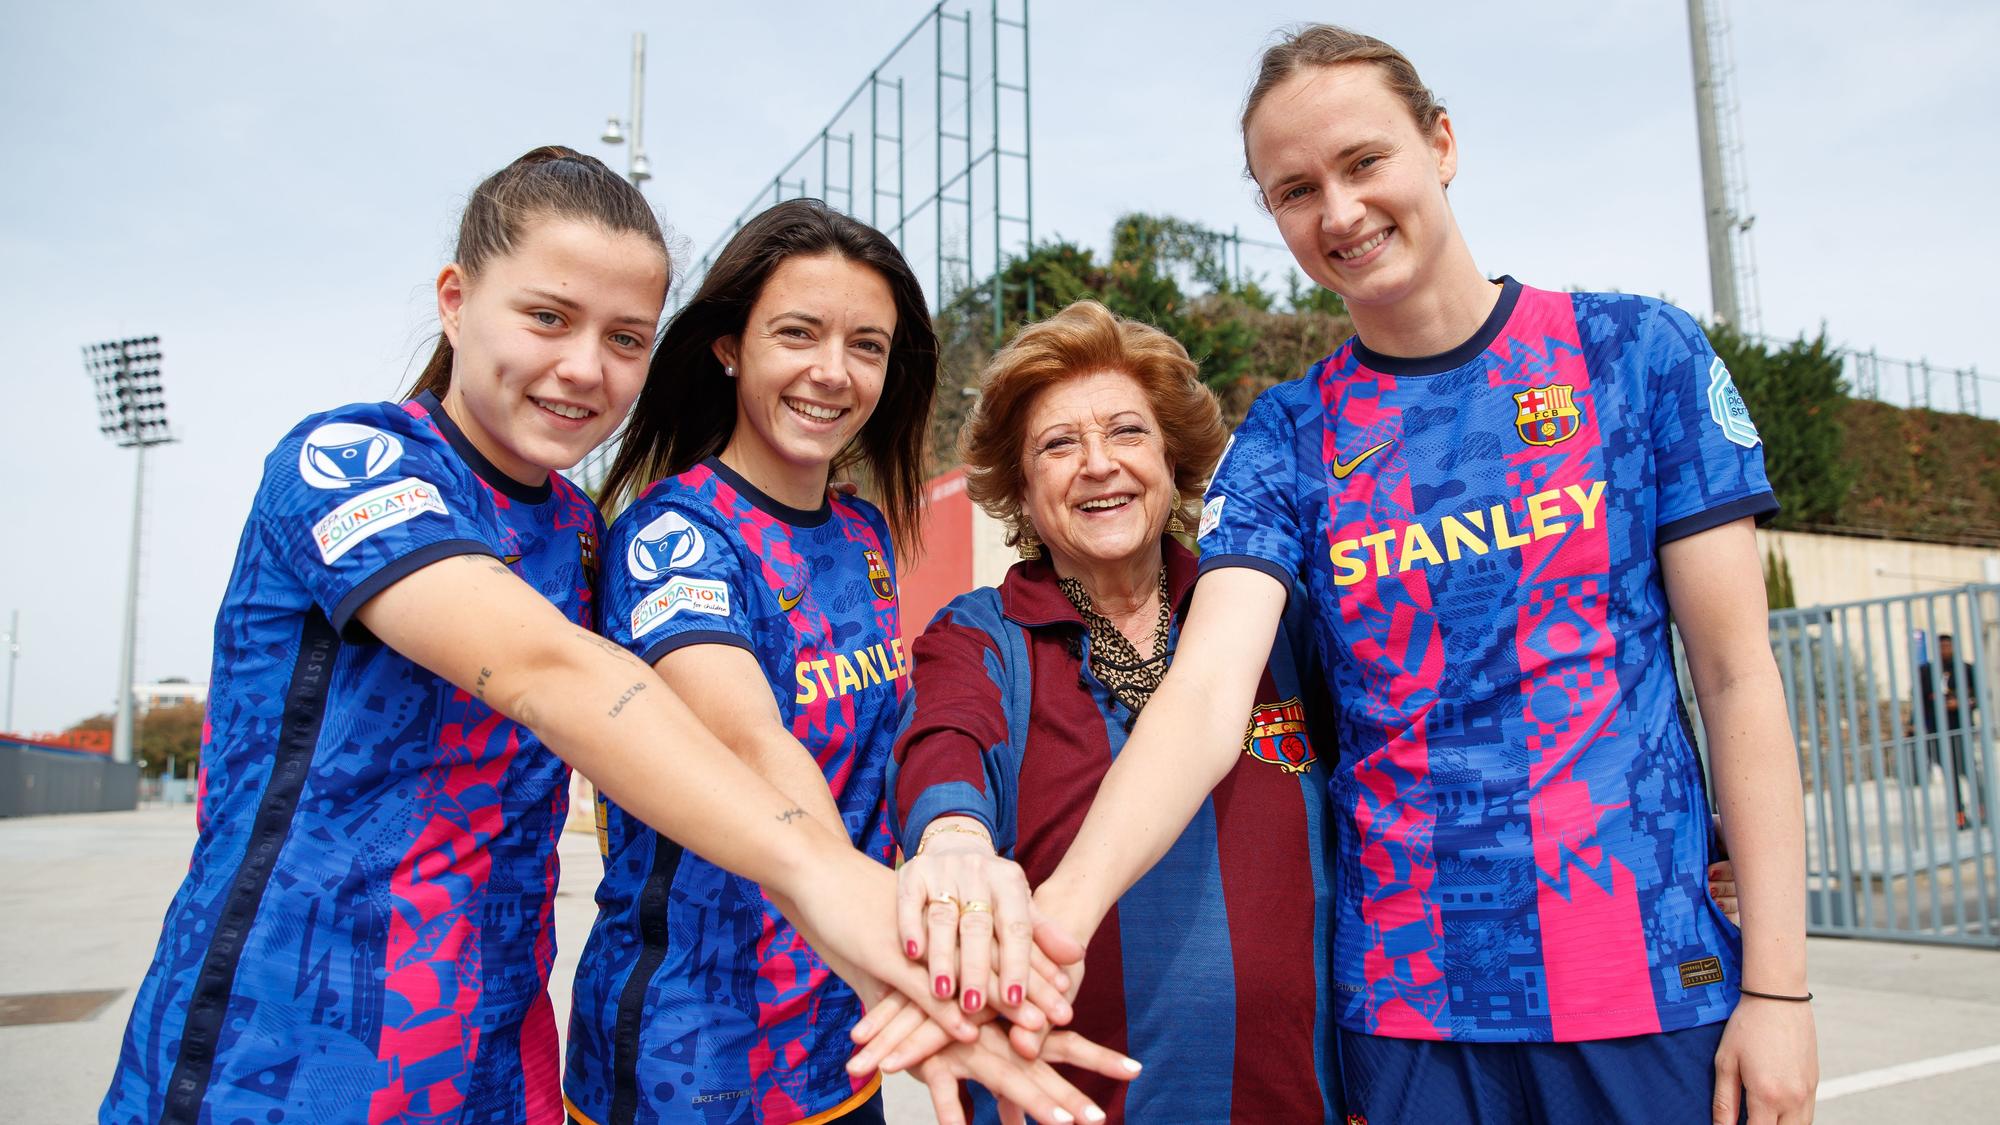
[{"xmin": 565, "ymin": 202, "xmax": 1128, "ymax": 1125}]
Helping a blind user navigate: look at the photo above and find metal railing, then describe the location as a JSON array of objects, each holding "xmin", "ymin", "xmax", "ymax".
[
  {"xmin": 1681, "ymin": 585, "xmax": 2000, "ymax": 946},
  {"xmin": 1826, "ymin": 345, "xmax": 1994, "ymax": 420}
]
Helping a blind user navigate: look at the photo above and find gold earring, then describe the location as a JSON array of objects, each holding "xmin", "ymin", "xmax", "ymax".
[
  {"xmin": 1016, "ymin": 528, "xmax": 1042, "ymax": 560},
  {"xmin": 1167, "ymin": 510, "xmax": 1187, "ymax": 535}
]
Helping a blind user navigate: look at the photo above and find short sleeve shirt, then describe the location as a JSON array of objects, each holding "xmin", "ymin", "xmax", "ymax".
[
  {"xmin": 105, "ymin": 393, "xmax": 603, "ymax": 1123},
  {"xmin": 565, "ymin": 458, "xmax": 904, "ymax": 1124},
  {"xmin": 1199, "ymin": 279, "xmax": 1774, "ymax": 1043}
]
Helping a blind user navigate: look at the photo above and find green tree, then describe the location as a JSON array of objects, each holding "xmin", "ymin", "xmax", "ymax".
[
  {"xmin": 139, "ymin": 700, "xmax": 205, "ymax": 779},
  {"xmin": 1764, "ymin": 545, "xmax": 1796, "ymax": 610},
  {"xmin": 1285, "ymin": 271, "xmax": 1346, "ymax": 318},
  {"xmin": 927, "ymin": 213, "xmax": 1356, "ymax": 471},
  {"xmin": 64, "ymin": 712, "xmax": 112, "ymax": 738},
  {"xmin": 61, "ymin": 702, "xmax": 203, "ymax": 777}
]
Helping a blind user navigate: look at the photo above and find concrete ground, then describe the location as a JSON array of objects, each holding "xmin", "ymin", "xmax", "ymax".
[{"xmin": 6, "ymin": 807, "xmax": 1998, "ymax": 1123}]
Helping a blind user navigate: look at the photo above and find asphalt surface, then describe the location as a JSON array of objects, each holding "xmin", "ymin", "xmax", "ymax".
[{"xmin": 5, "ymin": 806, "xmax": 1997, "ymax": 1123}]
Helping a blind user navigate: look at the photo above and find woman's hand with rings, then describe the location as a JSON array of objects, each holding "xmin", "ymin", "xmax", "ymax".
[
  {"xmin": 900, "ymin": 808, "xmax": 1072, "ymax": 1012},
  {"xmin": 896, "ymin": 817, "xmax": 1084, "ymax": 1021}
]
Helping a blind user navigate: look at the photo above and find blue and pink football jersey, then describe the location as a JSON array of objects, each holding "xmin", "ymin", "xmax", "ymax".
[
  {"xmin": 1198, "ymin": 279, "xmax": 1774, "ymax": 1043},
  {"xmin": 564, "ymin": 458, "xmax": 902, "ymax": 1125},
  {"xmin": 104, "ymin": 391, "xmax": 602, "ymax": 1123}
]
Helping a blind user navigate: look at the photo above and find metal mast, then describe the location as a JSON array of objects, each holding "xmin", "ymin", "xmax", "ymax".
[
  {"xmin": 83, "ymin": 336, "xmax": 173, "ymax": 765},
  {"xmin": 1687, "ymin": 0, "xmax": 1760, "ymax": 330},
  {"xmin": 599, "ymin": 33, "xmax": 653, "ymax": 187}
]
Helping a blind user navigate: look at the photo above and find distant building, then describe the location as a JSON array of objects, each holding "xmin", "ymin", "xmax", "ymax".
[{"xmin": 134, "ymin": 677, "xmax": 206, "ymax": 713}]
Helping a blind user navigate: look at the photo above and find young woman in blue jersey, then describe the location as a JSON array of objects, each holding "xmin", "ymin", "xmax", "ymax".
[
  {"xmin": 102, "ymin": 148, "xmax": 1107, "ymax": 1125},
  {"xmin": 565, "ymin": 199, "xmax": 1120, "ymax": 1125},
  {"xmin": 875, "ymin": 25, "xmax": 1818, "ymax": 1125}
]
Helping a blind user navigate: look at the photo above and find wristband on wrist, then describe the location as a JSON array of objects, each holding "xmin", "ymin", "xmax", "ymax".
[
  {"xmin": 1738, "ymin": 987, "xmax": 1813, "ymax": 1003},
  {"xmin": 917, "ymin": 821, "xmax": 992, "ymax": 855}
]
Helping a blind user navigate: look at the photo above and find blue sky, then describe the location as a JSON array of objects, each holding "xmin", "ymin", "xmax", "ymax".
[{"xmin": 2, "ymin": 0, "xmax": 1994, "ymax": 735}]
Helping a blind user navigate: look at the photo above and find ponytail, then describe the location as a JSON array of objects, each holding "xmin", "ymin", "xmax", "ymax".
[{"xmin": 405, "ymin": 145, "xmax": 667, "ymax": 399}]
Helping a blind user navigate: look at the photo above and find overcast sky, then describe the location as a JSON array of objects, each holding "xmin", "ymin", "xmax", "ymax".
[{"xmin": 2, "ymin": 0, "xmax": 1994, "ymax": 736}]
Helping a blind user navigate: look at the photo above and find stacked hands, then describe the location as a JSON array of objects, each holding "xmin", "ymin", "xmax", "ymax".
[
  {"xmin": 841, "ymin": 822, "xmax": 1135, "ymax": 1125},
  {"xmin": 833, "ymin": 822, "xmax": 1748, "ymax": 1125}
]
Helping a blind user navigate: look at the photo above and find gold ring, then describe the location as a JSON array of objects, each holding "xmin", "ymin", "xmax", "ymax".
[
  {"xmin": 959, "ymin": 900, "xmax": 992, "ymax": 915},
  {"xmin": 930, "ymin": 894, "xmax": 960, "ymax": 910}
]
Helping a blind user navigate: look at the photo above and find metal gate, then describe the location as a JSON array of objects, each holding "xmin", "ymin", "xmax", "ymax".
[{"xmin": 1681, "ymin": 584, "xmax": 2000, "ymax": 946}]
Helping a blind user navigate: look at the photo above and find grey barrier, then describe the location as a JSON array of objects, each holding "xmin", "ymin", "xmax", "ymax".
[
  {"xmin": 1679, "ymin": 584, "xmax": 2000, "ymax": 946},
  {"xmin": 0, "ymin": 739, "xmax": 141, "ymax": 817}
]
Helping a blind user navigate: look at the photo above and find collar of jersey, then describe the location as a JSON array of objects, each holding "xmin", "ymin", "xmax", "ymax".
[
  {"xmin": 1348, "ymin": 275, "xmax": 1522, "ymax": 378},
  {"xmin": 702, "ymin": 456, "xmax": 832, "ymax": 527},
  {"xmin": 415, "ymin": 391, "xmax": 553, "ymax": 505}
]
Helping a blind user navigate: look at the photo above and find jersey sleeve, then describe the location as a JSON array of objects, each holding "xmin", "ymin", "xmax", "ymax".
[
  {"xmin": 1643, "ymin": 302, "xmax": 1779, "ymax": 543},
  {"xmin": 598, "ymin": 489, "xmax": 755, "ymax": 667},
  {"xmin": 252, "ymin": 403, "xmax": 497, "ymax": 639},
  {"xmin": 1195, "ymin": 383, "xmax": 1308, "ymax": 591},
  {"xmin": 887, "ymin": 597, "xmax": 1019, "ymax": 857}
]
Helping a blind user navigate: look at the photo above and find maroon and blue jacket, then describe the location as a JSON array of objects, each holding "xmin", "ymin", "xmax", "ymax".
[{"xmin": 888, "ymin": 538, "xmax": 1337, "ymax": 1124}]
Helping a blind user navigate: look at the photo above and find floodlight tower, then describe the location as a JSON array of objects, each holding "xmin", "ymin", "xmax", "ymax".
[
  {"xmin": 1687, "ymin": 0, "xmax": 1762, "ymax": 331},
  {"xmin": 83, "ymin": 336, "xmax": 173, "ymax": 765},
  {"xmin": 599, "ymin": 33, "xmax": 653, "ymax": 186}
]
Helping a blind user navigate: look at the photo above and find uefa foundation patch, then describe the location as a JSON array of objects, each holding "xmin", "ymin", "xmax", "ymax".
[
  {"xmin": 631, "ymin": 576, "xmax": 731, "ymax": 637},
  {"xmin": 311, "ymin": 478, "xmax": 448, "ymax": 563}
]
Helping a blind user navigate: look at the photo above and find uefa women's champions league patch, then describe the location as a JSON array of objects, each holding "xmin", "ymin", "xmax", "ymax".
[
  {"xmin": 626, "ymin": 509, "xmax": 706, "ymax": 581},
  {"xmin": 299, "ymin": 423, "xmax": 405, "ymax": 489},
  {"xmin": 1706, "ymin": 357, "xmax": 1762, "ymax": 448}
]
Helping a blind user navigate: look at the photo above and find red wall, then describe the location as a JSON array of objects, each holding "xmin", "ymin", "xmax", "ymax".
[{"xmin": 899, "ymin": 468, "xmax": 973, "ymax": 641}]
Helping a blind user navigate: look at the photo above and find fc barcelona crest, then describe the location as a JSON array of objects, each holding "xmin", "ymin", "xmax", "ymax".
[
  {"xmin": 1513, "ymin": 383, "xmax": 1582, "ymax": 447},
  {"xmin": 1243, "ymin": 697, "xmax": 1314, "ymax": 773},
  {"xmin": 863, "ymin": 547, "xmax": 895, "ymax": 601}
]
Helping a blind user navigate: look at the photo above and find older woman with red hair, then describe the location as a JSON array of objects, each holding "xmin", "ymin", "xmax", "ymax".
[{"xmin": 872, "ymin": 300, "xmax": 1339, "ymax": 1123}]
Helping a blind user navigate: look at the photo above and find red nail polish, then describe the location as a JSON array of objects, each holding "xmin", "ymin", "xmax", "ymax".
[
  {"xmin": 963, "ymin": 989, "xmax": 983, "ymax": 1012},
  {"xmin": 1007, "ymin": 985, "xmax": 1023, "ymax": 1006},
  {"xmin": 935, "ymin": 975, "xmax": 952, "ymax": 999},
  {"xmin": 907, "ymin": 940, "xmax": 920, "ymax": 959}
]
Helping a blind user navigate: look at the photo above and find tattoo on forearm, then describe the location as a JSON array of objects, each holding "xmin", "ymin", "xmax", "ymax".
[
  {"xmin": 473, "ymin": 666, "xmax": 493, "ymax": 701},
  {"xmin": 577, "ymin": 629, "xmax": 646, "ymax": 668},
  {"xmin": 775, "ymin": 807, "xmax": 808, "ymax": 824},
  {"xmin": 607, "ymin": 681, "xmax": 646, "ymax": 718}
]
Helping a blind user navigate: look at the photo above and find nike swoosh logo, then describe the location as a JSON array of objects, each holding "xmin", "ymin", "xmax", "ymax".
[
  {"xmin": 777, "ymin": 587, "xmax": 804, "ymax": 612},
  {"xmin": 1331, "ymin": 439, "xmax": 1394, "ymax": 480}
]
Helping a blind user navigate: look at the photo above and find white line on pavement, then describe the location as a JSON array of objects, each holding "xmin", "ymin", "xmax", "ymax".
[{"xmin": 1818, "ymin": 1043, "xmax": 2000, "ymax": 1102}]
